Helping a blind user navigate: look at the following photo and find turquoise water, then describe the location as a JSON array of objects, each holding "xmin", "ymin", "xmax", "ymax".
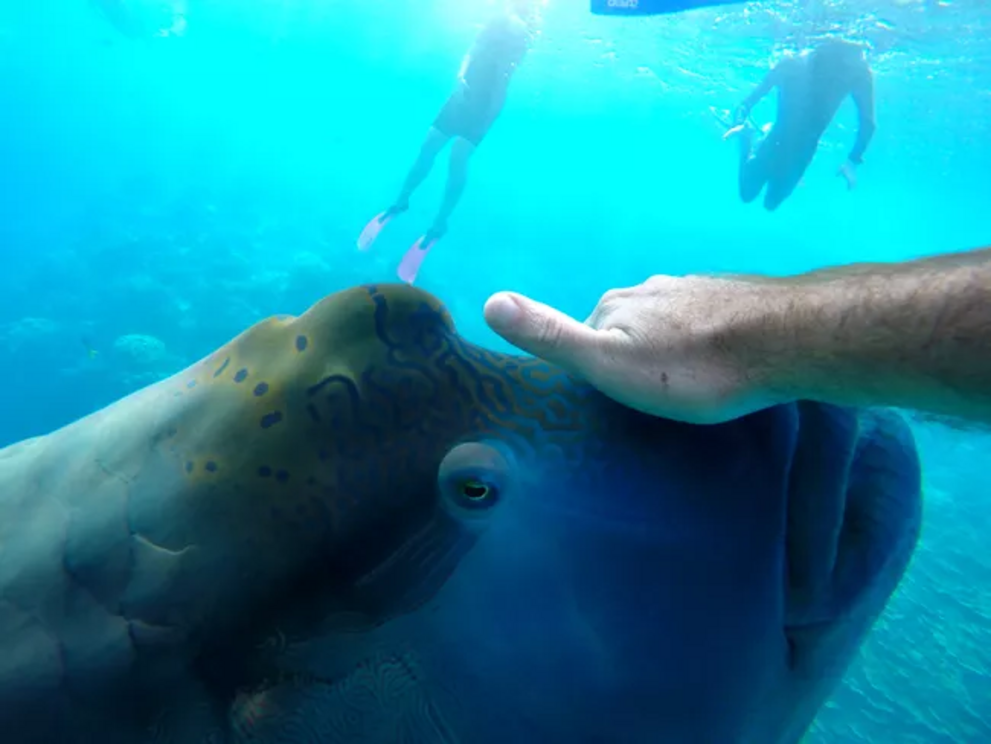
[{"xmin": 0, "ymin": 0, "xmax": 988, "ymax": 741}]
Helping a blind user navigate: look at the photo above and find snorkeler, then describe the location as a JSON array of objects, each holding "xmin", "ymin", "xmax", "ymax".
[
  {"xmin": 357, "ymin": 0, "xmax": 539, "ymax": 284},
  {"xmin": 723, "ymin": 37, "xmax": 876, "ymax": 211}
]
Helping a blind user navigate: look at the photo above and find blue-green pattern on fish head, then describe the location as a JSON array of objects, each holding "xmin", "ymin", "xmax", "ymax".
[{"xmin": 229, "ymin": 285, "xmax": 922, "ymax": 744}]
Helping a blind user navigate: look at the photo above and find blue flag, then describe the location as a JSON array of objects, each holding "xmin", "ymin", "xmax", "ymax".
[{"xmin": 590, "ymin": 0, "xmax": 745, "ymax": 15}]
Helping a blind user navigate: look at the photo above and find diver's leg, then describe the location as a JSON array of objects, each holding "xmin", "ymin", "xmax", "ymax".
[
  {"xmin": 428, "ymin": 137, "xmax": 476, "ymax": 238},
  {"xmin": 398, "ymin": 137, "xmax": 475, "ymax": 284},
  {"xmin": 357, "ymin": 127, "xmax": 451, "ymax": 251},
  {"xmin": 395, "ymin": 95, "xmax": 491, "ymax": 284},
  {"xmin": 396, "ymin": 138, "xmax": 476, "ymax": 285},
  {"xmin": 393, "ymin": 127, "xmax": 451, "ymax": 212},
  {"xmin": 738, "ymin": 126, "xmax": 770, "ymax": 204},
  {"xmin": 763, "ymin": 141, "xmax": 818, "ymax": 212}
]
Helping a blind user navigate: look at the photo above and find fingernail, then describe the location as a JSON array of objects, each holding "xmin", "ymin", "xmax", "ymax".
[{"xmin": 487, "ymin": 293, "xmax": 522, "ymax": 329}]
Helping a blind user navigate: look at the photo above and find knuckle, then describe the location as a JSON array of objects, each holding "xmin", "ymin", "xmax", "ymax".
[
  {"xmin": 600, "ymin": 288, "xmax": 623, "ymax": 305},
  {"xmin": 533, "ymin": 316, "xmax": 566, "ymax": 349},
  {"xmin": 643, "ymin": 274, "xmax": 675, "ymax": 291},
  {"xmin": 599, "ymin": 286, "xmax": 633, "ymax": 315}
]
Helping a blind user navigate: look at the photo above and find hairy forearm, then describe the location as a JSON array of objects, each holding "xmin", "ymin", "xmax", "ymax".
[
  {"xmin": 735, "ymin": 67, "xmax": 779, "ymax": 123},
  {"xmin": 753, "ymin": 248, "xmax": 991, "ymax": 422}
]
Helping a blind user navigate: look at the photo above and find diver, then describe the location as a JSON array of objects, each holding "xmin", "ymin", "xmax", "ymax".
[
  {"xmin": 482, "ymin": 245, "xmax": 991, "ymax": 428},
  {"xmin": 357, "ymin": 0, "xmax": 539, "ymax": 284},
  {"xmin": 724, "ymin": 37, "xmax": 877, "ymax": 211}
]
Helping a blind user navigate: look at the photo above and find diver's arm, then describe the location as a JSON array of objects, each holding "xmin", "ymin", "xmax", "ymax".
[
  {"xmin": 733, "ymin": 63, "xmax": 782, "ymax": 124},
  {"xmin": 847, "ymin": 69, "xmax": 877, "ymax": 164},
  {"xmin": 764, "ymin": 248, "xmax": 991, "ymax": 424},
  {"xmin": 484, "ymin": 246, "xmax": 991, "ymax": 426}
]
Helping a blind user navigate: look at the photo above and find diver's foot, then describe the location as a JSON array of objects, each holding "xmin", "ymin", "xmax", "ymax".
[
  {"xmin": 397, "ymin": 230, "xmax": 443, "ymax": 285},
  {"xmin": 425, "ymin": 222, "xmax": 447, "ymax": 242},
  {"xmin": 387, "ymin": 199, "xmax": 410, "ymax": 217},
  {"xmin": 357, "ymin": 201, "xmax": 409, "ymax": 252}
]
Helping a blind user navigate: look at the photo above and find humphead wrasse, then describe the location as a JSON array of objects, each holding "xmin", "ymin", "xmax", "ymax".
[{"xmin": 0, "ymin": 283, "xmax": 920, "ymax": 744}]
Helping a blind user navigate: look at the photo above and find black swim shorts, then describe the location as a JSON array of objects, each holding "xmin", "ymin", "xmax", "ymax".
[{"xmin": 433, "ymin": 84, "xmax": 503, "ymax": 147}]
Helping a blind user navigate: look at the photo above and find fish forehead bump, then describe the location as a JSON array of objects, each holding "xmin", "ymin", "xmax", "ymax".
[
  {"xmin": 176, "ymin": 283, "xmax": 455, "ymax": 414},
  {"xmin": 159, "ymin": 284, "xmax": 457, "ymax": 497}
]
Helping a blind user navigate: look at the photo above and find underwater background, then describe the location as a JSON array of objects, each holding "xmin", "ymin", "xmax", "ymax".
[{"xmin": 0, "ymin": 0, "xmax": 988, "ymax": 741}]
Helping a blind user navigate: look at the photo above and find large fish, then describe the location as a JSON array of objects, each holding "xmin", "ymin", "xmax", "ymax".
[{"xmin": 0, "ymin": 283, "xmax": 921, "ymax": 743}]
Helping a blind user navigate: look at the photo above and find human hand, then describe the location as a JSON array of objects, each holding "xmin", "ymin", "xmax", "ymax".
[
  {"xmin": 483, "ymin": 275, "xmax": 793, "ymax": 425},
  {"xmin": 722, "ymin": 123, "xmax": 746, "ymax": 141},
  {"xmin": 838, "ymin": 160, "xmax": 857, "ymax": 190},
  {"xmin": 719, "ymin": 105, "xmax": 748, "ymax": 139}
]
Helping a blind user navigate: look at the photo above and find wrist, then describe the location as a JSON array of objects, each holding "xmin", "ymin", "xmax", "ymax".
[
  {"xmin": 729, "ymin": 282, "xmax": 816, "ymax": 407},
  {"xmin": 754, "ymin": 283, "xmax": 849, "ymax": 406},
  {"xmin": 701, "ymin": 279, "xmax": 812, "ymax": 409}
]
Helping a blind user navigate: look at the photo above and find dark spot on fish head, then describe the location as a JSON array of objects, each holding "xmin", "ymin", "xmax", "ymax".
[
  {"xmin": 260, "ymin": 411, "xmax": 283, "ymax": 429},
  {"xmin": 214, "ymin": 357, "xmax": 231, "ymax": 378}
]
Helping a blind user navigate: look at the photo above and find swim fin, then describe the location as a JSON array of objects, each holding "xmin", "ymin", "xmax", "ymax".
[
  {"xmin": 397, "ymin": 232, "xmax": 441, "ymax": 285},
  {"xmin": 357, "ymin": 205, "xmax": 406, "ymax": 252}
]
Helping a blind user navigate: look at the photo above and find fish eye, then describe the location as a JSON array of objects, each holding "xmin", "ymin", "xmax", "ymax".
[
  {"xmin": 460, "ymin": 478, "xmax": 492, "ymax": 502},
  {"xmin": 438, "ymin": 442, "xmax": 512, "ymax": 516}
]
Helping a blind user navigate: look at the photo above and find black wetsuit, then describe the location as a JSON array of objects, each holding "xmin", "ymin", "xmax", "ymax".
[
  {"xmin": 736, "ymin": 39, "xmax": 877, "ymax": 211},
  {"xmin": 433, "ymin": 14, "xmax": 531, "ymax": 147}
]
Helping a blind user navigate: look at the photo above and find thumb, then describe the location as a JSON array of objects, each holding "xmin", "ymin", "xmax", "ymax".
[{"xmin": 484, "ymin": 292, "xmax": 601, "ymax": 377}]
